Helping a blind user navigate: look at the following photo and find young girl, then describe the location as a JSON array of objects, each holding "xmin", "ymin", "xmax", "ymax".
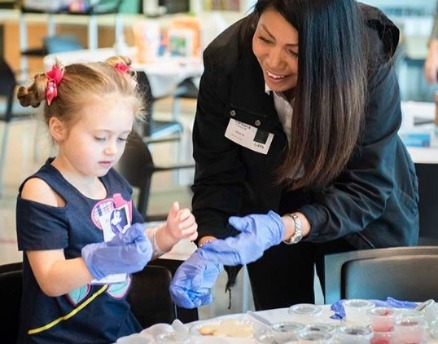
[{"xmin": 15, "ymin": 56, "xmax": 198, "ymax": 343}]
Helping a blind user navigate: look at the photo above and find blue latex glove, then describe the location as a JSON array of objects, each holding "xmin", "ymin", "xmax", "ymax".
[
  {"xmin": 169, "ymin": 250, "xmax": 223, "ymax": 309},
  {"xmin": 330, "ymin": 297, "xmax": 418, "ymax": 320},
  {"xmin": 82, "ymin": 223, "xmax": 153, "ymax": 280},
  {"xmin": 198, "ymin": 211, "xmax": 285, "ymax": 265}
]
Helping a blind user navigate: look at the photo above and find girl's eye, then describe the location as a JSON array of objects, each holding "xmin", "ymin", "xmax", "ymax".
[
  {"xmin": 118, "ymin": 137, "xmax": 128, "ymax": 142},
  {"xmin": 95, "ymin": 137, "xmax": 106, "ymax": 142}
]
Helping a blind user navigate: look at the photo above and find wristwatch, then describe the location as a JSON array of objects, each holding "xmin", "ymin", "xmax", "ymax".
[{"xmin": 283, "ymin": 213, "xmax": 303, "ymax": 244}]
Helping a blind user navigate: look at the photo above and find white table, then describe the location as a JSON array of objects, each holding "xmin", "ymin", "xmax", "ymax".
[
  {"xmin": 400, "ymin": 101, "xmax": 438, "ymax": 164},
  {"xmin": 115, "ymin": 303, "xmax": 438, "ymax": 343},
  {"xmin": 43, "ymin": 47, "xmax": 203, "ymax": 98}
]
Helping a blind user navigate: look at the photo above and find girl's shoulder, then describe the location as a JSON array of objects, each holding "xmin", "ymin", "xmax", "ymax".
[
  {"xmin": 20, "ymin": 177, "xmax": 62, "ymax": 207},
  {"xmin": 19, "ymin": 159, "xmax": 65, "ymax": 207}
]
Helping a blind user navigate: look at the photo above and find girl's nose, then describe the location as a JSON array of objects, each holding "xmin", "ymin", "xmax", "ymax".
[{"xmin": 104, "ymin": 142, "xmax": 118, "ymax": 155}]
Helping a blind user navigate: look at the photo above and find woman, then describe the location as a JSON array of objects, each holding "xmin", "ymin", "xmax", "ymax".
[{"xmin": 170, "ymin": 0, "xmax": 419, "ymax": 310}]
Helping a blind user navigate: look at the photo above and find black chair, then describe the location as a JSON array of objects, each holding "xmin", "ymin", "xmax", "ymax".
[
  {"xmin": 128, "ymin": 264, "xmax": 177, "ymax": 328},
  {"xmin": 0, "ymin": 261, "xmax": 23, "ymax": 344},
  {"xmin": 324, "ymin": 246, "xmax": 438, "ymax": 304},
  {"xmin": 415, "ymin": 163, "xmax": 438, "ymax": 246},
  {"xmin": 0, "ymin": 57, "xmax": 35, "ymax": 195},
  {"xmin": 136, "ymin": 71, "xmax": 184, "ymax": 143},
  {"xmin": 1, "ymin": 262, "xmax": 184, "ymax": 333},
  {"xmin": 149, "ymin": 258, "xmax": 199, "ymax": 324},
  {"xmin": 116, "ymin": 130, "xmax": 194, "ymax": 221}
]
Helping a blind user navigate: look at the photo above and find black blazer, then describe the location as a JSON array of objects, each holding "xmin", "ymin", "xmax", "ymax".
[{"xmin": 192, "ymin": 4, "xmax": 419, "ymax": 249}]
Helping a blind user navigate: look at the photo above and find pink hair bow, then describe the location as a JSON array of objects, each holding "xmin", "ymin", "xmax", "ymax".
[
  {"xmin": 45, "ymin": 65, "xmax": 64, "ymax": 106},
  {"xmin": 114, "ymin": 62, "xmax": 129, "ymax": 73}
]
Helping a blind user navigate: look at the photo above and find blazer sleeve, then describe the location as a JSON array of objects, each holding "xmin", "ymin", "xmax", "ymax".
[{"xmin": 191, "ymin": 48, "xmax": 247, "ymax": 241}]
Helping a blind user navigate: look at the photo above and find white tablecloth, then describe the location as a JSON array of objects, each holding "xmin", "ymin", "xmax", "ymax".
[{"xmin": 114, "ymin": 302, "xmax": 438, "ymax": 343}]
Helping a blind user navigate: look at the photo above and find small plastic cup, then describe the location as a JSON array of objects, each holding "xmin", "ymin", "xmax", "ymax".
[
  {"xmin": 269, "ymin": 321, "xmax": 306, "ymax": 342},
  {"xmin": 336, "ymin": 324, "xmax": 373, "ymax": 344},
  {"xmin": 289, "ymin": 303, "xmax": 323, "ymax": 323},
  {"xmin": 368, "ymin": 307, "xmax": 396, "ymax": 332},
  {"xmin": 371, "ymin": 330, "xmax": 396, "ymax": 344},
  {"xmin": 393, "ymin": 311, "xmax": 427, "ymax": 344},
  {"xmin": 298, "ymin": 329, "xmax": 334, "ymax": 343},
  {"xmin": 305, "ymin": 323, "xmax": 336, "ymax": 335},
  {"xmin": 343, "ymin": 299, "xmax": 375, "ymax": 325}
]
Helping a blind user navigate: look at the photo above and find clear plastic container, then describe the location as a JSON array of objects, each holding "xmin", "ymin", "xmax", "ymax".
[
  {"xmin": 288, "ymin": 303, "xmax": 323, "ymax": 323},
  {"xmin": 336, "ymin": 324, "xmax": 373, "ymax": 344},
  {"xmin": 269, "ymin": 321, "xmax": 306, "ymax": 342}
]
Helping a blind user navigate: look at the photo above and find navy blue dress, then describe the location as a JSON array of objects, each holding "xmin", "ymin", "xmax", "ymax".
[{"xmin": 16, "ymin": 159, "xmax": 144, "ymax": 343}]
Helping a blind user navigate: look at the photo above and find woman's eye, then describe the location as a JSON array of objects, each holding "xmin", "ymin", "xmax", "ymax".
[
  {"xmin": 95, "ymin": 137, "xmax": 106, "ymax": 142},
  {"xmin": 259, "ymin": 35, "xmax": 272, "ymax": 44},
  {"xmin": 289, "ymin": 50, "xmax": 299, "ymax": 58},
  {"xmin": 118, "ymin": 137, "xmax": 128, "ymax": 142}
]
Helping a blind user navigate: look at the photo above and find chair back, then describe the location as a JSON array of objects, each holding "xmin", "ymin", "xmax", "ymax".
[
  {"xmin": 117, "ymin": 130, "xmax": 155, "ymax": 215},
  {"xmin": 0, "ymin": 58, "xmax": 16, "ymax": 122},
  {"xmin": 128, "ymin": 265, "xmax": 176, "ymax": 328},
  {"xmin": 136, "ymin": 70, "xmax": 156, "ymax": 137},
  {"xmin": 0, "ymin": 262, "xmax": 23, "ymax": 343},
  {"xmin": 324, "ymin": 246, "xmax": 438, "ymax": 304},
  {"xmin": 136, "ymin": 70, "xmax": 183, "ymax": 140}
]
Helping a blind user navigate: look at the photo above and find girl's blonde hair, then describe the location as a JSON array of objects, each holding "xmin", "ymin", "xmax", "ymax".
[{"xmin": 17, "ymin": 56, "xmax": 145, "ymax": 127}]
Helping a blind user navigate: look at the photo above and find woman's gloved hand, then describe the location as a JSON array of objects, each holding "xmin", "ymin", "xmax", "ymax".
[
  {"xmin": 169, "ymin": 249, "xmax": 223, "ymax": 309},
  {"xmin": 82, "ymin": 223, "xmax": 153, "ymax": 280},
  {"xmin": 198, "ymin": 211, "xmax": 285, "ymax": 266}
]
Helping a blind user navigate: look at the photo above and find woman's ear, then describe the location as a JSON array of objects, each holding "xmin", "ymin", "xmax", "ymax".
[{"xmin": 48, "ymin": 117, "xmax": 66, "ymax": 143}]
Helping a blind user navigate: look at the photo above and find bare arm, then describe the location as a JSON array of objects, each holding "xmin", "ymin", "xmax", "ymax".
[{"xmin": 21, "ymin": 178, "xmax": 94, "ymax": 296}]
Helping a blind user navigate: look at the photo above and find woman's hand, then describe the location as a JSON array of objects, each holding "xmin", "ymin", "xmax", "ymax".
[{"xmin": 198, "ymin": 211, "xmax": 285, "ymax": 265}]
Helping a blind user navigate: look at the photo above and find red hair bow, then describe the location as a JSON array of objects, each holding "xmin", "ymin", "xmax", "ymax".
[
  {"xmin": 115, "ymin": 62, "xmax": 129, "ymax": 73},
  {"xmin": 45, "ymin": 65, "xmax": 64, "ymax": 106}
]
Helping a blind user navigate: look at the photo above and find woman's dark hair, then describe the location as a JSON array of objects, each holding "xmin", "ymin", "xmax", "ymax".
[{"xmin": 250, "ymin": 0, "xmax": 368, "ymax": 189}]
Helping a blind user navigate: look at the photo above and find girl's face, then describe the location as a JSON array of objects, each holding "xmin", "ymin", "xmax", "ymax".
[
  {"xmin": 53, "ymin": 97, "xmax": 134, "ymax": 179},
  {"xmin": 252, "ymin": 8, "xmax": 299, "ymax": 95}
]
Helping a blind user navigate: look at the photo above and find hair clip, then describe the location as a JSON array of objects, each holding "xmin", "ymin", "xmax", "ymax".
[
  {"xmin": 115, "ymin": 62, "xmax": 129, "ymax": 73},
  {"xmin": 45, "ymin": 64, "xmax": 64, "ymax": 106}
]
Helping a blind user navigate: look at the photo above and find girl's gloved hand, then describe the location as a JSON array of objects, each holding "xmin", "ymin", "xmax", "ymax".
[
  {"xmin": 198, "ymin": 211, "xmax": 285, "ymax": 266},
  {"xmin": 82, "ymin": 223, "xmax": 152, "ymax": 280},
  {"xmin": 169, "ymin": 250, "xmax": 223, "ymax": 309}
]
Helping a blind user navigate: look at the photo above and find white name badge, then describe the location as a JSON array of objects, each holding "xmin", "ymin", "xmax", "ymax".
[{"xmin": 225, "ymin": 118, "xmax": 274, "ymax": 154}]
